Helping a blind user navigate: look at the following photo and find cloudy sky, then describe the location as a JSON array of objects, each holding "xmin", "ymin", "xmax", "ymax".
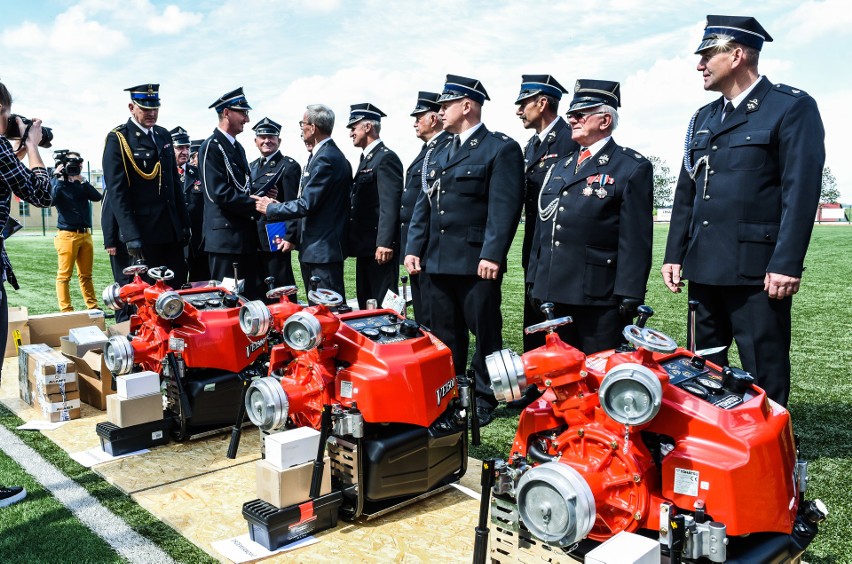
[{"xmin": 2, "ymin": 0, "xmax": 849, "ymax": 200}]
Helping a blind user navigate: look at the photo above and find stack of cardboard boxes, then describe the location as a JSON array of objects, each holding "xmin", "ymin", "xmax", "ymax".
[
  {"xmin": 256, "ymin": 427, "xmax": 330, "ymax": 508},
  {"xmin": 96, "ymin": 371, "xmax": 170, "ymax": 456},
  {"xmin": 18, "ymin": 344, "xmax": 81, "ymax": 422}
]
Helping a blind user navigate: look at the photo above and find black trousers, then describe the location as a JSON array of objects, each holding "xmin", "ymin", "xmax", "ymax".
[
  {"xmin": 409, "ymin": 270, "xmax": 431, "ymax": 327},
  {"xmin": 208, "ymin": 252, "xmax": 263, "ymax": 301},
  {"xmin": 355, "ymin": 256, "xmax": 398, "ymax": 310},
  {"xmin": 428, "ymin": 273, "xmax": 503, "ymax": 408},
  {"xmin": 141, "ymin": 243, "xmax": 188, "ymax": 289},
  {"xmin": 523, "ymin": 282, "xmax": 546, "ymax": 352},
  {"xmin": 549, "ymin": 302, "xmax": 625, "ymax": 355},
  {"xmin": 186, "ymin": 250, "xmax": 210, "ymax": 284},
  {"xmin": 260, "ymin": 250, "xmax": 297, "ymax": 302},
  {"xmin": 108, "ymin": 244, "xmax": 135, "ymax": 323},
  {"xmin": 299, "ymin": 261, "xmax": 345, "ymax": 303},
  {"xmin": 688, "ymin": 282, "xmax": 792, "ymax": 406}
]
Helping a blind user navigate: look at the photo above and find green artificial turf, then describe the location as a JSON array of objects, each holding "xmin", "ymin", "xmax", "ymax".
[
  {"xmin": 4, "ymin": 225, "xmax": 851, "ymax": 561},
  {"xmin": 0, "ymin": 404, "xmax": 216, "ymax": 564}
]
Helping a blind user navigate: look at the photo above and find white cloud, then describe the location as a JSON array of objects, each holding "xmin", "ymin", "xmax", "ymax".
[{"xmin": 145, "ymin": 5, "xmax": 203, "ymax": 35}]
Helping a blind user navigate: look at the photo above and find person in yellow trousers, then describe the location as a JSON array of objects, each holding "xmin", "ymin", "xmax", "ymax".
[{"xmin": 51, "ymin": 150, "xmax": 102, "ymax": 311}]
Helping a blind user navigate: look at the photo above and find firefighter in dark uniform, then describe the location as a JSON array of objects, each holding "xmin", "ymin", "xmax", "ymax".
[
  {"xmin": 200, "ymin": 87, "xmax": 264, "ymax": 300},
  {"xmin": 170, "ymin": 126, "xmax": 190, "ymax": 184},
  {"xmin": 346, "ymin": 103, "xmax": 404, "ymax": 310},
  {"xmin": 405, "ymin": 74, "xmax": 524, "ymax": 427},
  {"xmin": 532, "ymin": 80, "xmax": 653, "ymax": 355},
  {"xmin": 401, "ymin": 91, "xmax": 452, "ymax": 325},
  {"xmin": 663, "ymin": 15, "xmax": 825, "ymax": 407},
  {"xmin": 253, "ymin": 104, "xmax": 352, "ymax": 298},
  {"xmin": 516, "ymin": 75, "xmax": 578, "ymax": 354},
  {"xmin": 250, "ymin": 117, "xmax": 301, "ymax": 299},
  {"xmin": 101, "ymin": 84, "xmax": 190, "ymax": 287},
  {"xmin": 184, "ymin": 139, "xmax": 209, "ymax": 282}
]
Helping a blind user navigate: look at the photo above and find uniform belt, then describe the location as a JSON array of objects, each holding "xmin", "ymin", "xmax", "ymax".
[{"xmin": 60, "ymin": 228, "xmax": 89, "ymax": 234}]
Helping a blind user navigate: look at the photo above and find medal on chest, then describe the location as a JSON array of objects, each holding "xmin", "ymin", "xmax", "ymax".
[{"xmin": 584, "ymin": 174, "xmax": 614, "ymax": 198}]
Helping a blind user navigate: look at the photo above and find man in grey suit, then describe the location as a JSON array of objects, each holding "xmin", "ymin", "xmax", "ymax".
[{"xmin": 253, "ymin": 104, "xmax": 352, "ymax": 297}]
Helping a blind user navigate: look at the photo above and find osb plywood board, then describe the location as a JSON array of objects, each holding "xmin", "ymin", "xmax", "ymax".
[
  {"xmin": 95, "ymin": 431, "xmax": 262, "ymax": 494},
  {"xmin": 133, "ymin": 461, "xmax": 481, "ymax": 563}
]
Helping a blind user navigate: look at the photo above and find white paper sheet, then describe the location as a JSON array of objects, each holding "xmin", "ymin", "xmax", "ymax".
[
  {"xmin": 212, "ymin": 533, "xmax": 317, "ymax": 563},
  {"xmin": 69, "ymin": 446, "xmax": 149, "ymax": 468},
  {"xmin": 16, "ymin": 420, "xmax": 69, "ymax": 431}
]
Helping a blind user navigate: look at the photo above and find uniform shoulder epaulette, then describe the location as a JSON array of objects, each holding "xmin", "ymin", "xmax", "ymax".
[
  {"xmin": 285, "ymin": 156, "xmax": 295, "ymax": 164},
  {"xmin": 382, "ymin": 147, "xmax": 389, "ymax": 153},
  {"xmin": 773, "ymin": 83, "xmax": 808, "ymax": 97},
  {"xmin": 491, "ymin": 131, "xmax": 512, "ymax": 143},
  {"xmin": 621, "ymin": 147, "xmax": 646, "ymax": 161},
  {"xmin": 111, "ymin": 123, "xmax": 127, "ymax": 133}
]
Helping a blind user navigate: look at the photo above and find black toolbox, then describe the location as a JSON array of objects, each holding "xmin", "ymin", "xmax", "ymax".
[
  {"xmin": 242, "ymin": 491, "xmax": 343, "ymax": 550},
  {"xmin": 95, "ymin": 419, "xmax": 171, "ymax": 456}
]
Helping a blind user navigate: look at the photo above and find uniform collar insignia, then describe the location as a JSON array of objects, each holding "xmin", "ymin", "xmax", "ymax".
[
  {"xmin": 470, "ymin": 138, "xmax": 479, "ymax": 148},
  {"xmin": 597, "ymin": 154, "xmax": 609, "ymax": 165},
  {"xmin": 746, "ymin": 98, "xmax": 759, "ymax": 112},
  {"xmin": 269, "ymin": 160, "xmax": 276, "ymax": 167},
  {"xmin": 135, "ymin": 131, "xmax": 141, "ymax": 137},
  {"xmin": 564, "ymin": 154, "xmax": 574, "ymax": 168},
  {"xmin": 546, "ymin": 131, "xmax": 556, "ymax": 142}
]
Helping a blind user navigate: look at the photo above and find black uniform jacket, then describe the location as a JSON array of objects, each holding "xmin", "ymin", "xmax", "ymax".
[
  {"xmin": 199, "ymin": 129, "xmax": 261, "ymax": 254},
  {"xmin": 266, "ymin": 139, "xmax": 353, "ymax": 264},
  {"xmin": 400, "ymin": 132, "xmax": 452, "ymax": 265},
  {"xmin": 664, "ymin": 77, "xmax": 825, "ymax": 285},
  {"xmin": 348, "ymin": 141, "xmax": 404, "ymax": 258},
  {"xmin": 250, "ymin": 151, "xmax": 301, "ymax": 252},
  {"xmin": 183, "ymin": 164, "xmax": 204, "ymax": 255},
  {"xmin": 522, "ymin": 117, "xmax": 578, "ymax": 274},
  {"xmin": 101, "ymin": 119, "xmax": 189, "ymax": 245},
  {"xmin": 531, "ymin": 138, "xmax": 653, "ymax": 306},
  {"xmin": 406, "ymin": 125, "xmax": 524, "ymax": 275}
]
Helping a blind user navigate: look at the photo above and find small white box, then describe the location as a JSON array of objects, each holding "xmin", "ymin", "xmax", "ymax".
[
  {"xmin": 117, "ymin": 371, "xmax": 160, "ymax": 399},
  {"xmin": 68, "ymin": 326, "xmax": 109, "ymax": 345},
  {"xmin": 585, "ymin": 531, "xmax": 660, "ymax": 564},
  {"xmin": 264, "ymin": 427, "xmax": 321, "ymax": 470}
]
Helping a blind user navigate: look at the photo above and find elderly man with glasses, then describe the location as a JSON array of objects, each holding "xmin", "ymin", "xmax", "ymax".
[
  {"xmin": 253, "ymin": 104, "xmax": 352, "ymax": 298},
  {"xmin": 530, "ymin": 79, "xmax": 653, "ymax": 355}
]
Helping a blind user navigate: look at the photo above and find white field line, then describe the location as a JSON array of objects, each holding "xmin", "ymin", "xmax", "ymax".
[{"xmin": 0, "ymin": 425, "xmax": 175, "ymax": 564}]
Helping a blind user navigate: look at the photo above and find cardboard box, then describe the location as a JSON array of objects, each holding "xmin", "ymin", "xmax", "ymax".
[
  {"xmin": 27, "ymin": 309, "xmax": 106, "ymax": 347},
  {"xmin": 60, "ymin": 334, "xmax": 108, "ymax": 358},
  {"xmin": 5, "ymin": 306, "xmax": 29, "ymax": 358},
  {"xmin": 36, "ymin": 378, "xmax": 78, "ymax": 397},
  {"xmin": 106, "ymin": 393, "xmax": 163, "ymax": 428},
  {"xmin": 264, "ymin": 427, "xmax": 322, "ymax": 470},
  {"xmin": 585, "ymin": 531, "xmax": 660, "ymax": 564},
  {"xmin": 256, "ymin": 457, "xmax": 331, "ymax": 509},
  {"xmin": 68, "ymin": 325, "xmax": 109, "ymax": 344},
  {"xmin": 63, "ymin": 349, "xmax": 115, "ymax": 410},
  {"xmin": 117, "ymin": 371, "xmax": 160, "ymax": 399},
  {"xmin": 38, "ymin": 394, "xmax": 81, "ymax": 423},
  {"xmin": 18, "ymin": 345, "xmax": 77, "ymax": 406},
  {"xmin": 18, "ymin": 343, "xmax": 53, "ymax": 405}
]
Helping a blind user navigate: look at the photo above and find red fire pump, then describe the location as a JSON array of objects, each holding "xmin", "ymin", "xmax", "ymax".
[
  {"xmin": 101, "ymin": 264, "xmax": 274, "ymax": 440},
  {"xmin": 481, "ymin": 304, "xmax": 826, "ymax": 563},
  {"xmin": 238, "ymin": 283, "xmax": 469, "ymax": 520}
]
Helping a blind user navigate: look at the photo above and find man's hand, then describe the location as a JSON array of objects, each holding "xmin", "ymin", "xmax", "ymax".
[
  {"xmin": 105, "ymin": 247, "xmax": 117, "ymax": 256},
  {"xmin": 277, "ymin": 240, "xmax": 295, "ymax": 252},
  {"xmin": 125, "ymin": 239, "xmax": 143, "ymax": 259},
  {"xmin": 404, "ymin": 255, "xmax": 421, "ymax": 274},
  {"xmin": 265, "ymin": 186, "xmax": 278, "ymax": 199},
  {"xmin": 478, "ymin": 259, "xmax": 500, "ymax": 280},
  {"xmin": 375, "ymin": 246, "xmax": 393, "ymax": 265},
  {"xmin": 661, "ymin": 263, "xmax": 684, "ymax": 293},
  {"xmin": 251, "ymin": 194, "xmax": 275, "ymax": 215},
  {"xmin": 21, "ymin": 117, "xmax": 43, "ymax": 148},
  {"xmin": 764, "ymin": 272, "xmax": 801, "ymax": 300}
]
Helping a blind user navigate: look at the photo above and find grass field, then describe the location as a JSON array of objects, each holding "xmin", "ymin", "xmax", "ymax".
[{"xmin": 2, "ymin": 224, "xmax": 850, "ymax": 562}]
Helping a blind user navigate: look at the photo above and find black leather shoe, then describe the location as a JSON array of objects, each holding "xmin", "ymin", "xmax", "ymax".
[
  {"xmin": 506, "ymin": 386, "xmax": 543, "ymax": 410},
  {"xmin": 471, "ymin": 405, "xmax": 495, "ymax": 428}
]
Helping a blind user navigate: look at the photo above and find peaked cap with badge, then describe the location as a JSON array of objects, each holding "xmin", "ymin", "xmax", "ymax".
[
  {"xmin": 568, "ymin": 79, "xmax": 621, "ymax": 113},
  {"xmin": 125, "ymin": 83, "xmax": 161, "ymax": 109},
  {"xmin": 253, "ymin": 117, "xmax": 282, "ymax": 137},
  {"xmin": 694, "ymin": 14, "xmax": 773, "ymax": 53},
  {"xmin": 209, "ymin": 87, "xmax": 252, "ymax": 113},
  {"xmin": 437, "ymin": 74, "xmax": 490, "ymax": 105},
  {"xmin": 410, "ymin": 91, "xmax": 442, "ymax": 116},
  {"xmin": 170, "ymin": 126, "xmax": 190, "ymax": 146},
  {"xmin": 347, "ymin": 103, "xmax": 387, "ymax": 128},
  {"xmin": 516, "ymin": 74, "xmax": 569, "ymax": 104}
]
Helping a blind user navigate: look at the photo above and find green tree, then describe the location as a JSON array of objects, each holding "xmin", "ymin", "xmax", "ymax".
[
  {"xmin": 647, "ymin": 155, "xmax": 675, "ymax": 208},
  {"xmin": 821, "ymin": 166, "xmax": 840, "ymax": 204}
]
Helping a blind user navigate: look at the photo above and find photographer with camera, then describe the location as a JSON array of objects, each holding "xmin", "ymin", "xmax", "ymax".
[
  {"xmin": 51, "ymin": 150, "xmax": 102, "ymax": 312},
  {"xmin": 0, "ymin": 79, "xmax": 53, "ymax": 508}
]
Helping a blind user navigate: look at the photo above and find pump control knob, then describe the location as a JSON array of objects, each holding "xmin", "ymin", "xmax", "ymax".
[
  {"xmin": 400, "ymin": 319, "xmax": 420, "ymax": 338},
  {"xmin": 636, "ymin": 305, "xmax": 654, "ymax": 328},
  {"xmin": 309, "ymin": 276, "xmax": 321, "ymax": 292},
  {"xmin": 264, "ymin": 276, "xmax": 276, "ymax": 291},
  {"xmin": 222, "ymin": 293, "xmax": 239, "ymax": 308},
  {"xmin": 723, "ymin": 366, "xmax": 755, "ymax": 395},
  {"xmin": 539, "ymin": 302, "xmax": 555, "ymax": 320}
]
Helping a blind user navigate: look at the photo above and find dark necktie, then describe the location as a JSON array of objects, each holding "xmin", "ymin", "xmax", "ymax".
[
  {"xmin": 721, "ymin": 101, "xmax": 734, "ymax": 123},
  {"xmin": 449, "ymin": 135, "xmax": 460, "ymax": 158},
  {"xmin": 306, "ymin": 152, "xmax": 313, "ymax": 169},
  {"xmin": 147, "ymin": 130, "xmax": 159, "ymax": 155},
  {"xmin": 531, "ymin": 136, "xmax": 542, "ymax": 153}
]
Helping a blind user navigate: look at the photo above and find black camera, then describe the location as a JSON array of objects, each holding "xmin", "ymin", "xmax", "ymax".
[
  {"xmin": 6, "ymin": 114, "xmax": 53, "ymax": 148},
  {"xmin": 53, "ymin": 150, "xmax": 83, "ymax": 178}
]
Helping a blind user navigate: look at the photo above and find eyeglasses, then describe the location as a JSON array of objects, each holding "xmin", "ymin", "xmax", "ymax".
[
  {"xmin": 299, "ymin": 121, "xmax": 313, "ymax": 128},
  {"xmin": 567, "ymin": 111, "xmax": 605, "ymax": 122}
]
